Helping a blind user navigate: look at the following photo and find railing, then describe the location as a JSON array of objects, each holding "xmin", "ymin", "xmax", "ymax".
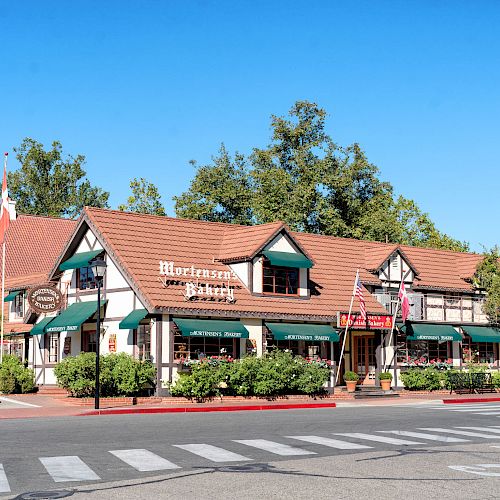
[{"xmin": 374, "ymin": 292, "xmax": 488, "ymax": 324}]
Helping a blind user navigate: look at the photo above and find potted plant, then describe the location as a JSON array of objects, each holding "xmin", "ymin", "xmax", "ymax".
[
  {"xmin": 343, "ymin": 371, "xmax": 359, "ymax": 392},
  {"xmin": 378, "ymin": 371, "xmax": 393, "ymax": 391}
]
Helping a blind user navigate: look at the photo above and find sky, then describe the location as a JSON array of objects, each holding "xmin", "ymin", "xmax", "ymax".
[{"xmin": 1, "ymin": 1, "xmax": 499, "ymax": 251}]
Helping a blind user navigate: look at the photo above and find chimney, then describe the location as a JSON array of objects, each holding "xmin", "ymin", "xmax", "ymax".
[{"xmin": 8, "ymin": 200, "xmax": 16, "ymax": 221}]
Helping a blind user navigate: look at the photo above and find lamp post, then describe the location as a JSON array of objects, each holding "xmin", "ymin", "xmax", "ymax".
[{"xmin": 90, "ymin": 258, "xmax": 107, "ymax": 410}]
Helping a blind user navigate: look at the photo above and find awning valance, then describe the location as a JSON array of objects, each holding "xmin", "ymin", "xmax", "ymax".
[
  {"xmin": 173, "ymin": 318, "xmax": 249, "ymax": 339},
  {"xmin": 59, "ymin": 250, "xmax": 103, "ymax": 271},
  {"xmin": 119, "ymin": 309, "xmax": 148, "ymax": 330},
  {"xmin": 462, "ymin": 326, "xmax": 500, "ymax": 343},
  {"xmin": 45, "ymin": 300, "xmax": 107, "ymax": 333},
  {"xmin": 266, "ymin": 323, "xmax": 339, "ymax": 342},
  {"xmin": 4, "ymin": 290, "xmax": 21, "ymax": 302},
  {"xmin": 262, "ymin": 250, "xmax": 313, "ymax": 269},
  {"xmin": 401, "ymin": 323, "xmax": 462, "ymax": 342},
  {"xmin": 31, "ymin": 317, "xmax": 55, "ymax": 336}
]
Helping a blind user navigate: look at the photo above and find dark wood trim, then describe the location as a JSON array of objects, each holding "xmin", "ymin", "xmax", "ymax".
[
  {"xmin": 155, "ymin": 316, "xmax": 163, "ymax": 396},
  {"xmin": 67, "ymin": 286, "xmax": 132, "ymax": 298}
]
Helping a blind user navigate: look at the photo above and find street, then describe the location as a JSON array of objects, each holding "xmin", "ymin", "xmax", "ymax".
[{"xmin": 2, "ymin": 402, "xmax": 500, "ymax": 499}]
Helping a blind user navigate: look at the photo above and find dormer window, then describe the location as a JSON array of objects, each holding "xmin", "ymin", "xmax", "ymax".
[{"xmin": 263, "ymin": 259, "xmax": 299, "ymax": 295}]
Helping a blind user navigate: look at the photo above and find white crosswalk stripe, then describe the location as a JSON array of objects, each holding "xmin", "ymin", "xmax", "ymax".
[
  {"xmin": 456, "ymin": 427, "xmax": 500, "ymax": 434},
  {"xmin": 471, "ymin": 412, "xmax": 500, "ymax": 415},
  {"xmin": 234, "ymin": 439, "xmax": 316, "ymax": 456},
  {"xmin": 333, "ymin": 433, "xmax": 424, "ymax": 445},
  {"xmin": 420, "ymin": 428, "xmax": 500, "ymax": 439},
  {"xmin": 39, "ymin": 456, "xmax": 100, "ymax": 482},
  {"xmin": 109, "ymin": 449, "xmax": 180, "ymax": 471},
  {"xmin": 286, "ymin": 435, "xmax": 373, "ymax": 449},
  {"xmin": 173, "ymin": 444, "xmax": 251, "ymax": 462},
  {"xmin": 378, "ymin": 430, "xmax": 469, "ymax": 443},
  {"xmin": 0, "ymin": 465, "xmax": 10, "ymax": 493}
]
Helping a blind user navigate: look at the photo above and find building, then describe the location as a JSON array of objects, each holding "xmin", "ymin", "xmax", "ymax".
[{"xmin": 4, "ymin": 206, "xmax": 498, "ymax": 393}]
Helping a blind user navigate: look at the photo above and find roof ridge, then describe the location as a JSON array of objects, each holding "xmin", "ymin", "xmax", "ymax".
[{"xmin": 16, "ymin": 213, "xmax": 77, "ymax": 222}]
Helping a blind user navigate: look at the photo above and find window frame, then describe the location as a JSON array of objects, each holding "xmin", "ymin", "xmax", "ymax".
[
  {"xmin": 135, "ymin": 323, "xmax": 152, "ymax": 361},
  {"xmin": 47, "ymin": 333, "xmax": 59, "ymax": 363},
  {"xmin": 82, "ymin": 330, "xmax": 97, "ymax": 353},
  {"xmin": 11, "ymin": 292, "xmax": 25, "ymax": 320},
  {"xmin": 262, "ymin": 259, "xmax": 300, "ymax": 296},
  {"xmin": 77, "ymin": 266, "xmax": 98, "ymax": 290}
]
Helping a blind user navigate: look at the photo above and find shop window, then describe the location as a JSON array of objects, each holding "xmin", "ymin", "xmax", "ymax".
[
  {"xmin": 397, "ymin": 333, "xmax": 450, "ymax": 363},
  {"xmin": 462, "ymin": 338, "xmax": 496, "ymax": 364},
  {"xmin": 265, "ymin": 331, "xmax": 334, "ymax": 361},
  {"xmin": 82, "ymin": 330, "xmax": 97, "ymax": 353},
  {"xmin": 136, "ymin": 324, "xmax": 151, "ymax": 361},
  {"xmin": 48, "ymin": 333, "xmax": 59, "ymax": 363},
  {"xmin": 8, "ymin": 338, "xmax": 24, "ymax": 360},
  {"xmin": 173, "ymin": 331, "xmax": 237, "ymax": 361},
  {"xmin": 12, "ymin": 292, "xmax": 24, "ymax": 319},
  {"xmin": 262, "ymin": 259, "xmax": 299, "ymax": 295},
  {"xmin": 77, "ymin": 267, "xmax": 97, "ymax": 290}
]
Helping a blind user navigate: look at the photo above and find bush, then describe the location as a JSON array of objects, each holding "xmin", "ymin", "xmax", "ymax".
[
  {"xmin": 0, "ymin": 355, "xmax": 36, "ymax": 394},
  {"xmin": 378, "ymin": 372, "xmax": 393, "ymax": 381},
  {"xmin": 344, "ymin": 371, "xmax": 359, "ymax": 382},
  {"xmin": 170, "ymin": 362, "xmax": 221, "ymax": 401},
  {"xmin": 54, "ymin": 352, "xmax": 156, "ymax": 397},
  {"xmin": 492, "ymin": 372, "xmax": 500, "ymax": 388},
  {"xmin": 400, "ymin": 367, "xmax": 444, "ymax": 391}
]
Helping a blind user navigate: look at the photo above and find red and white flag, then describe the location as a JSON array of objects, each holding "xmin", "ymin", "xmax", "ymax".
[
  {"xmin": 0, "ymin": 154, "xmax": 10, "ymax": 244},
  {"xmin": 399, "ymin": 280, "xmax": 410, "ymax": 322},
  {"xmin": 355, "ymin": 276, "xmax": 366, "ymax": 321}
]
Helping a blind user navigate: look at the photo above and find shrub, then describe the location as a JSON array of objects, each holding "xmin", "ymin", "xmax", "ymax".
[
  {"xmin": 400, "ymin": 367, "xmax": 444, "ymax": 391},
  {"xmin": 492, "ymin": 372, "xmax": 500, "ymax": 388},
  {"xmin": 344, "ymin": 371, "xmax": 359, "ymax": 382},
  {"xmin": 0, "ymin": 355, "xmax": 36, "ymax": 394},
  {"xmin": 378, "ymin": 372, "xmax": 393, "ymax": 381},
  {"xmin": 294, "ymin": 363, "xmax": 330, "ymax": 395},
  {"xmin": 170, "ymin": 362, "xmax": 221, "ymax": 401}
]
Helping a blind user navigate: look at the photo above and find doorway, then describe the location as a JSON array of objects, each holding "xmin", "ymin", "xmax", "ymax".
[{"xmin": 354, "ymin": 335, "xmax": 376, "ymax": 385}]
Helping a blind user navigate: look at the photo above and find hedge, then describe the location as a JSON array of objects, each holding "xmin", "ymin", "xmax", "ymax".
[
  {"xmin": 0, "ymin": 355, "xmax": 36, "ymax": 394},
  {"xmin": 170, "ymin": 349, "xmax": 331, "ymax": 401},
  {"xmin": 54, "ymin": 352, "xmax": 156, "ymax": 397}
]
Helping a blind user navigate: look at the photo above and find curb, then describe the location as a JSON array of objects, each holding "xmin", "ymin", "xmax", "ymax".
[
  {"xmin": 443, "ymin": 397, "xmax": 500, "ymax": 405},
  {"xmin": 81, "ymin": 401, "xmax": 337, "ymax": 416}
]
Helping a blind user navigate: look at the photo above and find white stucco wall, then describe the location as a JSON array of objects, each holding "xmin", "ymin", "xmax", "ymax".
[{"xmin": 229, "ymin": 261, "xmax": 250, "ymax": 288}]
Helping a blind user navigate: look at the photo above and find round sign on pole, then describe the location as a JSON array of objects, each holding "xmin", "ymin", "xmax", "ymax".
[{"xmin": 27, "ymin": 285, "xmax": 64, "ymax": 314}]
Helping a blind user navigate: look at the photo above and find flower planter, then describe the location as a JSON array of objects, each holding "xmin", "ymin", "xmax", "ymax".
[
  {"xmin": 380, "ymin": 379, "xmax": 392, "ymax": 391},
  {"xmin": 345, "ymin": 381, "xmax": 357, "ymax": 393}
]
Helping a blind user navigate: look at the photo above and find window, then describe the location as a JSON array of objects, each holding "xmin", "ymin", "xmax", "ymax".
[
  {"xmin": 462, "ymin": 338, "xmax": 496, "ymax": 364},
  {"xmin": 396, "ymin": 333, "xmax": 450, "ymax": 363},
  {"xmin": 136, "ymin": 324, "xmax": 151, "ymax": 361},
  {"xmin": 48, "ymin": 333, "xmax": 59, "ymax": 363},
  {"xmin": 12, "ymin": 292, "xmax": 24, "ymax": 319},
  {"xmin": 265, "ymin": 331, "xmax": 335, "ymax": 361},
  {"xmin": 82, "ymin": 330, "xmax": 97, "ymax": 353},
  {"xmin": 262, "ymin": 259, "xmax": 299, "ymax": 295},
  {"xmin": 173, "ymin": 331, "xmax": 237, "ymax": 361},
  {"xmin": 78, "ymin": 267, "xmax": 97, "ymax": 290}
]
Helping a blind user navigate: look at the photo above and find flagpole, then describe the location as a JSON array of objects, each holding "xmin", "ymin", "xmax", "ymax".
[
  {"xmin": 382, "ymin": 291, "xmax": 400, "ymax": 373},
  {"xmin": 335, "ymin": 269, "xmax": 359, "ymax": 386},
  {"xmin": 0, "ymin": 153, "xmax": 7, "ymax": 363}
]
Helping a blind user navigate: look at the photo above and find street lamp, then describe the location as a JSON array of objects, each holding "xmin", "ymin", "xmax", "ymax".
[{"xmin": 90, "ymin": 258, "xmax": 107, "ymax": 410}]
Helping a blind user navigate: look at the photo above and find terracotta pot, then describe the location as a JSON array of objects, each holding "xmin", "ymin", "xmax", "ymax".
[
  {"xmin": 380, "ymin": 379, "xmax": 392, "ymax": 391},
  {"xmin": 345, "ymin": 380, "xmax": 358, "ymax": 393}
]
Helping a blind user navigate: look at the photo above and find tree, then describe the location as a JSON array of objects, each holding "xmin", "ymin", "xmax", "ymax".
[
  {"xmin": 174, "ymin": 100, "xmax": 468, "ymax": 252},
  {"xmin": 119, "ymin": 178, "xmax": 166, "ymax": 216},
  {"xmin": 9, "ymin": 138, "xmax": 109, "ymax": 218},
  {"xmin": 474, "ymin": 248, "xmax": 500, "ymax": 324}
]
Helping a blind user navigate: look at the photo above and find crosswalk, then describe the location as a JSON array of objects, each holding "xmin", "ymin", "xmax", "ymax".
[
  {"xmin": 3, "ymin": 425, "xmax": 500, "ymax": 493},
  {"xmin": 427, "ymin": 403, "xmax": 500, "ymax": 416}
]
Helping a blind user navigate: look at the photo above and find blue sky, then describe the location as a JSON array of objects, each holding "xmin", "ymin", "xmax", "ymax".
[{"xmin": 1, "ymin": 1, "xmax": 499, "ymax": 251}]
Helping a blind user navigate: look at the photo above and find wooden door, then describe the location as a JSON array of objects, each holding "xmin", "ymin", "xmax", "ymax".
[{"xmin": 354, "ymin": 336, "xmax": 376, "ymax": 385}]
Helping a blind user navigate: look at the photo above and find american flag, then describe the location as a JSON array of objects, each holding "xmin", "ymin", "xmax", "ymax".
[{"xmin": 356, "ymin": 276, "xmax": 366, "ymax": 321}]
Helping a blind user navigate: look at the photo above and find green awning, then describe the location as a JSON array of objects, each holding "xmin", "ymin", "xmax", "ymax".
[
  {"xmin": 173, "ymin": 318, "xmax": 249, "ymax": 339},
  {"xmin": 119, "ymin": 309, "xmax": 148, "ymax": 329},
  {"xmin": 31, "ymin": 317, "xmax": 55, "ymax": 336},
  {"xmin": 262, "ymin": 250, "xmax": 313, "ymax": 269},
  {"xmin": 401, "ymin": 323, "xmax": 462, "ymax": 342},
  {"xmin": 462, "ymin": 326, "xmax": 500, "ymax": 343},
  {"xmin": 45, "ymin": 300, "xmax": 107, "ymax": 333},
  {"xmin": 267, "ymin": 323, "xmax": 339, "ymax": 342},
  {"xmin": 59, "ymin": 250, "xmax": 103, "ymax": 271},
  {"xmin": 4, "ymin": 290, "xmax": 21, "ymax": 302}
]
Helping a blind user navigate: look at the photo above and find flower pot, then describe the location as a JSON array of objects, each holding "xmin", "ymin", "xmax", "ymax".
[
  {"xmin": 380, "ymin": 379, "xmax": 392, "ymax": 391},
  {"xmin": 345, "ymin": 380, "xmax": 358, "ymax": 393}
]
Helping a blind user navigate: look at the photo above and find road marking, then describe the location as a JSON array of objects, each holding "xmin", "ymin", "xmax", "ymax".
[
  {"xmin": 0, "ymin": 396, "xmax": 41, "ymax": 408},
  {"xmin": 286, "ymin": 435, "xmax": 372, "ymax": 449},
  {"xmin": 379, "ymin": 430, "xmax": 469, "ymax": 443},
  {"xmin": 173, "ymin": 444, "xmax": 251, "ymax": 462},
  {"xmin": 420, "ymin": 428, "xmax": 500, "ymax": 439},
  {"xmin": 234, "ymin": 439, "xmax": 316, "ymax": 456},
  {"xmin": 449, "ymin": 464, "xmax": 500, "ymax": 477},
  {"xmin": 39, "ymin": 456, "xmax": 100, "ymax": 482},
  {"xmin": 471, "ymin": 412, "xmax": 500, "ymax": 415},
  {"xmin": 109, "ymin": 449, "xmax": 180, "ymax": 471},
  {"xmin": 457, "ymin": 427, "xmax": 500, "ymax": 434},
  {"xmin": 0, "ymin": 465, "xmax": 10, "ymax": 493},
  {"xmin": 333, "ymin": 433, "xmax": 424, "ymax": 445}
]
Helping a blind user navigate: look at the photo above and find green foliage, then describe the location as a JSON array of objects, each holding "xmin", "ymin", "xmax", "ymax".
[
  {"xmin": 9, "ymin": 138, "xmax": 109, "ymax": 218},
  {"xmin": 378, "ymin": 372, "xmax": 393, "ymax": 380},
  {"xmin": 491, "ymin": 372, "xmax": 500, "ymax": 388},
  {"xmin": 118, "ymin": 177, "xmax": 166, "ymax": 216},
  {"xmin": 169, "ymin": 350, "xmax": 331, "ymax": 400},
  {"xmin": 400, "ymin": 368, "xmax": 445, "ymax": 391},
  {"xmin": 473, "ymin": 247, "xmax": 500, "ymax": 325},
  {"xmin": 0, "ymin": 355, "xmax": 36, "ymax": 394},
  {"xmin": 54, "ymin": 352, "xmax": 156, "ymax": 397},
  {"xmin": 174, "ymin": 101, "xmax": 467, "ymax": 252},
  {"xmin": 343, "ymin": 371, "xmax": 359, "ymax": 382}
]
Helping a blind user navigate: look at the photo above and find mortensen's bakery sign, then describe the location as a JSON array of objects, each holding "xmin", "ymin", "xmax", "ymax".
[
  {"xmin": 27, "ymin": 285, "xmax": 63, "ymax": 314},
  {"xmin": 159, "ymin": 261, "xmax": 237, "ymax": 302}
]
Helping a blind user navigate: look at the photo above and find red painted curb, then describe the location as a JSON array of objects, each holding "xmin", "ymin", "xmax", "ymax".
[
  {"xmin": 444, "ymin": 397, "xmax": 500, "ymax": 405},
  {"xmin": 81, "ymin": 402, "xmax": 337, "ymax": 416}
]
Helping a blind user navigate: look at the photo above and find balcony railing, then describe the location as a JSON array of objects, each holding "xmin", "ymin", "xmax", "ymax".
[{"xmin": 373, "ymin": 292, "xmax": 488, "ymax": 324}]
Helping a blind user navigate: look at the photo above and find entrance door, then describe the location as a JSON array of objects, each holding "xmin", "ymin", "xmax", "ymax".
[{"xmin": 354, "ymin": 336, "xmax": 376, "ymax": 385}]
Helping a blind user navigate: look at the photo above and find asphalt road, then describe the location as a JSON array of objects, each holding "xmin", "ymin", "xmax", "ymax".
[{"xmin": 2, "ymin": 402, "xmax": 500, "ymax": 499}]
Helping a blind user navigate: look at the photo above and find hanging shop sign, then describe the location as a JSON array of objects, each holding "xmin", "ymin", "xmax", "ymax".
[
  {"xmin": 108, "ymin": 334, "xmax": 117, "ymax": 352},
  {"xmin": 27, "ymin": 285, "xmax": 63, "ymax": 314},
  {"xmin": 159, "ymin": 260, "xmax": 237, "ymax": 302},
  {"xmin": 338, "ymin": 313, "xmax": 393, "ymax": 330}
]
